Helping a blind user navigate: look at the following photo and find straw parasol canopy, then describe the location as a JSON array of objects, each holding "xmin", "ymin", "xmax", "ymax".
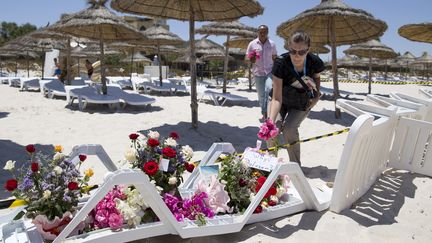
[
  {"xmin": 111, "ymin": 0, "xmax": 264, "ymax": 128},
  {"xmin": 277, "ymin": 0, "xmax": 387, "ymax": 118},
  {"xmin": 138, "ymin": 25, "xmax": 184, "ymax": 85},
  {"xmin": 121, "ymin": 52, "xmax": 152, "ymax": 64},
  {"xmin": 196, "ymin": 21, "xmax": 257, "ymax": 93},
  {"xmin": 344, "ymin": 39, "xmax": 397, "ymax": 93},
  {"xmin": 50, "ymin": 0, "xmax": 145, "ymax": 94},
  {"xmin": 398, "ymin": 23, "xmax": 432, "ymax": 44},
  {"xmin": 173, "ymin": 53, "xmax": 204, "ymax": 65},
  {"xmin": 224, "ymin": 36, "xmax": 254, "ymax": 49},
  {"xmin": 412, "ymin": 52, "xmax": 432, "ymax": 81}
]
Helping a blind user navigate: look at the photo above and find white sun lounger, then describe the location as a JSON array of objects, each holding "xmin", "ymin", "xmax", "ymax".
[
  {"xmin": 70, "ymin": 86, "xmax": 120, "ymax": 111},
  {"xmin": 390, "ymin": 91, "xmax": 432, "ymax": 122},
  {"xmin": 201, "ymin": 90, "xmax": 249, "ymax": 106},
  {"xmin": 106, "ymin": 86, "xmax": 156, "ymax": 108},
  {"xmin": 20, "ymin": 78, "xmax": 40, "ymax": 91}
]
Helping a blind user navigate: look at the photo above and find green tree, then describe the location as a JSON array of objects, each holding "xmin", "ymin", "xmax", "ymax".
[{"xmin": 0, "ymin": 22, "xmax": 37, "ymax": 46}]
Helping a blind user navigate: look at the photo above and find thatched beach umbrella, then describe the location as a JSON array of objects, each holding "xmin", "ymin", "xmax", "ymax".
[
  {"xmin": 138, "ymin": 25, "xmax": 184, "ymax": 86},
  {"xmin": 277, "ymin": 0, "xmax": 387, "ymax": 118},
  {"xmin": 196, "ymin": 21, "xmax": 256, "ymax": 93},
  {"xmin": 121, "ymin": 52, "xmax": 152, "ymax": 64},
  {"xmin": 344, "ymin": 39, "xmax": 397, "ymax": 93},
  {"xmin": 108, "ymin": 41, "xmax": 155, "ymax": 78},
  {"xmin": 0, "ymin": 38, "xmax": 45, "ymax": 78},
  {"xmin": 111, "ymin": 0, "xmax": 264, "ymax": 128},
  {"xmin": 30, "ymin": 28, "xmax": 88, "ymax": 83},
  {"xmin": 412, "ymin": 52, "xmax": 432, "ymax": 81},
  {"xmin": 398, "ymin": 23, "xmax": 432, "ymax": 44},
  {"xmin": 50, "ymin": 0, "xmax": 145, "ymax": 94},
  {"xmin": 0, "ymin": 49, "xmax": 38, "ymax": 77},
  {"xmin": 173, "ymin": 53, "xmax": 204, "ymax": 65},
  {"xmin": 397, "ymin": 51, "xmax": 416, "ymax": 78}
]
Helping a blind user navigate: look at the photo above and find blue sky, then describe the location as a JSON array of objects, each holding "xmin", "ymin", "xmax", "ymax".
[{"xmin": 1, "ymin": 0, "xmax": 431, "ymax": 61}]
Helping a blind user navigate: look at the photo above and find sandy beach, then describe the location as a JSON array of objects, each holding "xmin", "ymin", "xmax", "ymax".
[{"xmin": 0, "ymin": 81, "xmax": 431, "ymax": 242}]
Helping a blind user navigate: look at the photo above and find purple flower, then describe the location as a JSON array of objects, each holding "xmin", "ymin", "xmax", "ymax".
[{"xmin": 18, "ymin": 177, "xmax": 33, "ymax": 191}]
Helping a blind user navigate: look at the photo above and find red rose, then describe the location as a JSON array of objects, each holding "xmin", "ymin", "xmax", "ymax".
[
  {"xmin": 265, "ymin": 187, "xmax": 277, "ymax": 198},
  {"xmin": 26, "ymin": 144, "xmax": 36, "ymax": 153},
  {"xmin": 253, "ymin": 205, "xmax": 263, "ymax": 214},
  {"xmin": 79, "ymin": 154, "xmax": 87, "ymax": 162},
  {"xmin": 268, "ymin": 200, "xmax": 277, "ymax": 207},
  {"xmin": 129, "ymin": 133, "xmax": 139, "ymax": 140},
  {"xmin": 162, "ymin": 147, "xmax": 177, "ymax": 158},
  {"xmin": 147, "ymin": 138, "xmax": 160, "ymax": 147},
  {"xmin": 257, "ymin": 176, "xmax": 266, "ymax": 185},
  {"xmin": 169, "ymin": 132, "xmax": 179, "ymax": 140},
  {"xmin": 185, "ymin": 162, "xmax": 195, "ymax": 173},
  {"xmin": 143, "ymin": 161, "xmax": 159, "ymax": 176},
  {"xmin": 31, "ymin": 162, "xmax": 39, "ymax": 172},
  {"xmin": 5, "ymin": 179, "xmax": 18, "ymax": 192},
  {"xmin": 239, "ymin": 178, "xmax": 248, "ymax": 187},
  {"xmin": 68, "ymin": 182, "xmax": 79, "ymax": 190}
]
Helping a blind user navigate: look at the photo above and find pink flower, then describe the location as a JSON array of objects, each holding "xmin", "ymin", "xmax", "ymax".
[
  {"xmin": 247, "ymin": 49, "xmax": 261, "ymax": 60},
  {"xmin": 257, "ymin": 119, "xmax": 279, "ymax": 141},
  {"xmin": 197, "ymin": 175, "xmax": 231, "ymax": 214},
  {"xmin": 108, "ymin": 213, "xmax": 123, "ymax": 229}
]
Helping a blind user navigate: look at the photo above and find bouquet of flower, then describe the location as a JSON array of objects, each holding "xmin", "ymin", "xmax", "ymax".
[
  {"xmin": 217, "ymin": 151, "xmax": 290, "ymax": 214},
  {"xmin": 3, "ymin": 144, "xmax": 92, "ymax": 239},
  {"xmin": 124, "ymin": 131, "xmax": 195, "ymax": 194},
  {"xmin": 247, "ymin": 49, "xmax": 261, "ymax": 61}
]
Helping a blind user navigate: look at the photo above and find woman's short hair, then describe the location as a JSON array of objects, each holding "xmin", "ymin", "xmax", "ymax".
[{"xmin": 289, "ymin": 30, "xmax": 311, "ymax": 47}]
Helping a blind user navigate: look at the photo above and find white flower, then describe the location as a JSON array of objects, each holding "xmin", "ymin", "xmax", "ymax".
[
  {"xmin": 53, "ymin": 166, "xmax": 63, "ymax": 175},
  {"xmin": 164, "ymin": 137, "xmax": 177, "ymax": 147},
  {"xmin": 155, "ymin": 186, "xmax": 163, "ymax": 194},
  {"xmin": 276, "ymin": 187, "xmax": 287, "ymax": 198},
  {"xmin": 53, "ymin": 152, "xmax": 65, "ymax": 161},
  {"xmin": 168, "ymin": 176, "xmax": 178, "ymax": 185},
  {"xmin": 249, "ymin": 193, "xmax": 256, "ymax": 202},
  {"xmin": 3, "ymin": 160, "xmax": 16, "ymax": 171},
  {"xmin": 181, "ymin": 145, "xmax": 194, "ymax": 160},
  {"xmin": 148, "ymin": 130, "xmax": 160, "ymax": 139},
  {"xmin": 270, "ymin": 195, "xmax": 279, "ymax": 204},
  {"xmin": 124, "ymin": 149, "xmax": 137, "ymax": 162},
  {"xmin": 43, "ymin": 190, "xmax": 51, "ymax": 199}
]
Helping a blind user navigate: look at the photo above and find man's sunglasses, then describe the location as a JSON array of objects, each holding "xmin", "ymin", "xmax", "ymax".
[{"xmin": 288, "ymin": 48, "xmax": 309, "ymax": 56}]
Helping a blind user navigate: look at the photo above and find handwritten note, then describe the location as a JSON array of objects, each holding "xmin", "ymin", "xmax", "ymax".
[{"xmin": 242, "ymin": 149, "xmax": 278, "ymax": 172}]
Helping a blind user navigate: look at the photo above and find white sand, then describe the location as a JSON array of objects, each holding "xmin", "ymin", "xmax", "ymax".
[{"xmin": 0, "ymin": 81, "xmax": 431, "ymax": 242}]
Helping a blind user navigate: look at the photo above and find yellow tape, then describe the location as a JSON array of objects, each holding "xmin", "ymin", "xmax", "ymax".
[
  {"xmin": 322, "ymin": 79, "xmax": 432, "ymax": 85},
  {"xmin": 265, "ymin": 128, "xmax": 350, "ymax": 152}
]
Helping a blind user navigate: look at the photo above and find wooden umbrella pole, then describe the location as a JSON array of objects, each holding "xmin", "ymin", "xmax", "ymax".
[
  {"xmin": 158, "ymin": 44, "xmax": 163, "ymax": 86},
  {"xmin": 190, "ymin": 3, "xmax": 198, "ymax": 129},
  {"xmin": 368, "ymin": 53, "xmax": 372, "ymax": 94},
  {"xmin": 26, "ymin": 51, "xmax": 30, "ymax": 78},
  {"xmin": 223, "ymin": 35, "xmax": 230, "ymax": 93},
  {"xmin": 67, "ymin": 38, "xmax": 71, "ymax": 84},
  {"xmin": 130, "ymin": 47, "xmax": 135, "ymax": 79},
  {"xmin": 100, "ymin": 29, "xmax": 106, "ymax": 95},
  {"xmin": 41, "ymin": 47, "xmax": 45, "ymax": 79},
  {"xmin": 330, "ymin": 16, "xmax": 341, "ymax": 119},
  {"xmin": 384, "ymin": 59, "xmax": 388, "ymax": 81}
]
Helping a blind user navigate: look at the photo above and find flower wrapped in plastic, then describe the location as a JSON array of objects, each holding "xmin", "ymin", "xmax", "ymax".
[{"xmin": 3, "ymin": 144, "xmax": 92, "ymax": 240}]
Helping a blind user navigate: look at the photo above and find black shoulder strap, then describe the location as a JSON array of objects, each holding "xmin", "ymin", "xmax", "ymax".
[{"xmin": 286, "ymin": 61, "xmax": 310, "ymax": 91}]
